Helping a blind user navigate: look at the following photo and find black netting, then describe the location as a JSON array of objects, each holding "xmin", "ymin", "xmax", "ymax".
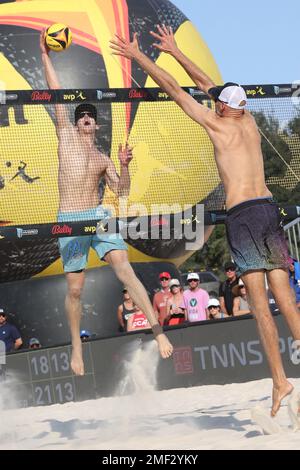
[{"xmin": 0, "ymin": 89, "xmax": 299, "ymax": 282}]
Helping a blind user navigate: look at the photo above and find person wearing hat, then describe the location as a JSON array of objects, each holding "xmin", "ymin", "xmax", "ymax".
[
  {"xmin": 29, "ymin": 337, "xmax": 41, "ymax": 349},
  {"xmin": 111, "ymin": 26, "xmax": 300, "ymax": 416},
  {"xmin": 207, "ymin": 298, "xmax": 228, "ymax": 320},
  {"xmin": 0, "ymin": 309, "xmax": 22, "ymax": 352},
  {"xmin": 80, "ymin": 330, "xmax": 92, "ymax": 342},
  {"xmin": 40, "ymin": 31, "xmax": 173, "ymax": 376},
  {"xmin": 152, "ymin": 272, "xmax": 172, "ymax": 326},
  {"xmin": 219, "ymin": 262, "xmax": 239, "ymax": 316},
  {"xmin": 232, "ymin": 280, "xmax": 251, "ymax": 317},
  {"xmin": 180, "ymin": 273, "xmax": 209, "ymax": 322},
  {"xmin": 165, "ymin": 279, "xmax": 185, "ymax": 326}
]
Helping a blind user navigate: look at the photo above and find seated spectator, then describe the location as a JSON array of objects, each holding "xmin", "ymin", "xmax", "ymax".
[
  {"xmin": 127, "ymin": 306, "xmax": 151, "ymax": 332},
  {"xmin": 288, "ymin": 258, "xmax": 300, "ymax": 308},
  {"xmin": 207, "ymin": 298, "xmax": 228, "ymax": 320},
  {"xmin": 181, "ymin": 273, "xmax": 209, "ymax": 322},
  {"xmin": 80, "ymin": 329, "xmax": 92, "ymax": 342},
  {"xmin": 0, "ymin": 309, "xmax": 22, "ymax": 352},
  {"xmin": 117, "ymin": 288, "xmax": 137, "ymax": 332},
  {"xmin": 165, "ymin": 279, "xmax": 185, "ymax": 326},
  {"xmin": 29, "ymin": 337, "xmax": 41, "ymax": 349},
  {"xmin": 232, "ymin": 280, "xmax": 251, "ymax": 316}
]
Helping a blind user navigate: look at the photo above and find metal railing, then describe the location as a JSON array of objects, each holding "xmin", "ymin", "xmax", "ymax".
[{"xmin": 284, "ymin": 217, "xmax": 300, "ymax": 261}]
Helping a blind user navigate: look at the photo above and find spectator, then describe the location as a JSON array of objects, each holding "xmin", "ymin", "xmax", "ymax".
[
  {"xmin": 219, "ymin": 261, "xmax": 239, "ymax": 316},
  {"xmin": 127, "ymin": 306, "xmax": 151, "ymax": 332},
  {"xmin": 232, "ymin": 279, "xmax": 251, "ymax": 316},
  {"xmin": 288, "ymin": 258, "xmax": 300, "ymax": 308},
  {"xmin": 165, "ymin": 279, "xmax": 185, "ymax": 326},
  {"xmin": 207, "ymin": 298, "xmax": 228, "ymax": 320},
  {"xmin": 117, "ymin": 288, "xmax": 137, "ymax": 332},
  {"xmin": 0, "ymin": 309, "xmax": 22, "ymax": 352},
  {"xmin": 152, "ymin": 272, "xmax": 172, "ymax": 326},
  {"xmin": 29, "ymin": 337, "xmax": 41, "ymax": 349},
  {"xmin": 181, "ymin": 273, "xmax": 209, "ymax": 322},
  {"xmin": 80, "ymin": 330, "xmax": 92, "ymax": 342}
]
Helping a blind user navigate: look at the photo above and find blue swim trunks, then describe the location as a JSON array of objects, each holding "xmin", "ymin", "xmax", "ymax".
[
  {"xmin": 225, "ymin": 198, "xmax": 290, "ymax": 276},
  {"xmin": 57, "ymin": 206, "xmax": 127, "ymax": 272}
]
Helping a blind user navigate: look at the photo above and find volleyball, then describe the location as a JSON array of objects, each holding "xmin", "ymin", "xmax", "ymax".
[{"xmin": 45, "ymin": 23, "xmax": 72, "ymax": 52}]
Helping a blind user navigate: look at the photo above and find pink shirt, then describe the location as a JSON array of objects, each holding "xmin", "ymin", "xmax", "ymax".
[{"xmin": 181, "ymin": 288, "xmax": 209, "ymax": 322}]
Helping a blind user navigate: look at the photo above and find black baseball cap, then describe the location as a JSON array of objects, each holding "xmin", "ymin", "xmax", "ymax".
[
  {"xmin": 224, "ymin": 261, "xmax": 236, "ymax": 271},
  {"xmin": 75, "ymin": 103, "xmax": 97, "ymax": 124}
]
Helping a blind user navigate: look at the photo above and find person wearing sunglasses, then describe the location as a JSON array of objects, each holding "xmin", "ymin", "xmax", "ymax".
[
  {"xmin": 232, "ymin": 280, "xmax": 251, "ymax": 316},
  {"xmin": 207, "ymin": 299, "xmax": 228, "ymax": 320},
  {"xmin": 165, "ymin": 279, "xmax": 185, "ymax": 326},
  {"xmin": 40, "ymin": 30, "xmax": 173, "ymax": 376},
  {"xmin": 219, "ymin": 261, "xmax": 239, "ymax": 316},
  {"xmin": 152, "ymin": 272, "xmax": 172, "ymax": 326},
  {"xmin": 0, "ymin": 309, "xmax": 22, "ymax": 353},
  {"xmin": 180, "ymin": 273, "xmax": 209, "ymax": 322}
]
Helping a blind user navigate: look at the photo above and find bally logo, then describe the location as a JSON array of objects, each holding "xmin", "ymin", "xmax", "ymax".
[{"xmin": 52, "ymin": 224, "xmax": 72, "ymax": 235}]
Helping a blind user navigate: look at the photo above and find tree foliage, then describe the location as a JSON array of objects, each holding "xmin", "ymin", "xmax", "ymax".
[{"xmin": 180, "ymin": 110, "xmax": 300, "ymax": 274}]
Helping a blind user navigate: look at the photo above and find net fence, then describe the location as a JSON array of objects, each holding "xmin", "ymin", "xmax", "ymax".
[
  {"xmin": 0, "ymin": 85, "xmax": 299, "ymax": 229},
  {"xmin": 0, "ymin": 85, "xmax": 299, "ymax": 282}
]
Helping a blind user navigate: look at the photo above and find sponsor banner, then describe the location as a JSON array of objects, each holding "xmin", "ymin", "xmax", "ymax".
[
  {"xmin": 0, "ymin": 204, "xmax": 297, "ymax": 241},
  {"xmin": 0, "ymin": 86, "xmax": 298, "ymax": 106}
]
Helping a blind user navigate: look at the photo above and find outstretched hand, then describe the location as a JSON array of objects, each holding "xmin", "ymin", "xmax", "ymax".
[
  {"xmin": 150, "ymin": 24, "xmax": 178, "ymax": 54},
  {"xmin": 109, "ymin": 33, "xmax": 140, "ymax": 60},
  {"xmin": 118, "ymin": 142, "xmax": 133, "ymax": 166},
  {"xmin": 40, "ymin": 28, "xmax": 50, "ymax": 55}
]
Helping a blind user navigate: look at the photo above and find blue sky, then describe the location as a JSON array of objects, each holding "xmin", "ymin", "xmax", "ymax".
[{"xmin": 172, "ymin": 0, "xmax": 299, "ymax": 86}]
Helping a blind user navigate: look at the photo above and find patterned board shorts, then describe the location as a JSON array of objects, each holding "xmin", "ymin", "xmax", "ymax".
[
  {"xmin": 57, "ymin": 206, "xmax": 127, "ymax": 272},
  {"xmin": 225, "ymin": 198, "xmax": 290, "ymax": 276}
]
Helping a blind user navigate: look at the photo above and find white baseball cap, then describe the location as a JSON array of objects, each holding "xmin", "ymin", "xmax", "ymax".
[
  {"xmin": 219, "ymin": 85, "xmax": 247, "ymax": 109},
  {"xmin": 209, "ymin": 82, "xmax": 247, "ymax": 110},
  {"xmin": 187, "ymin": 273, "xmax": 200, "ymax": 281},
  {"xmin": 169, "ymin": 278, "xmax": 181, "ymax": 288},
  {"xmin": 208, "ymin": 298, "xmax": 220, "ymax": 308}
]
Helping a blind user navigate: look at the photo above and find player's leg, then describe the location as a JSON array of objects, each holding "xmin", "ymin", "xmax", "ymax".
[
  {"xmin": 242, "ymin": 270, "xmax": 293, "ymax": 416},
  {"xmin": 59, "ymin": 235, "xmax": 90, "ymax": 375},
  {"xmin": 104, "ymin": 249, "xmax": 173, "ymax": 358},
  {"xmin": 65, "ymin": 270, "xmax": 85, "ymax": 376}
]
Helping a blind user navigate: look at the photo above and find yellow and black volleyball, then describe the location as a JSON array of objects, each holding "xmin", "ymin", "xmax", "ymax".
[{"xmin": 45, "ymin": 23, "xmax": 72, "ymax": 51}]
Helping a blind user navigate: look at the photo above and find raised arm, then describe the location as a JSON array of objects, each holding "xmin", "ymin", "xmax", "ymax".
[
  {"xmin": 40, "ymin": 29, "xmax": 71, "ymax": 130},
  {"xmin": 150, "ymin": 24, "xmax": 215, "ymax": 94},
  {"xmin": 105, "ymin": 143, "xmax": 133, "ymax": 198},
  {"xmin": 109, "ymin": 33, "xmax": 215, "ymax": 128}
]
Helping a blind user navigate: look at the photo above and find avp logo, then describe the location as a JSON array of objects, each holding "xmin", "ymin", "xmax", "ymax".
[
  {"xmin": 291, "ymin": 340, "xmax": 300, "ymax": 365},
  {"xmin": 63, "ymin": 90, "xmax": 87, "ymax": 101},
  {"xmin": 84, "ymin": 226, "xmax": 96, "ymax": 233}
]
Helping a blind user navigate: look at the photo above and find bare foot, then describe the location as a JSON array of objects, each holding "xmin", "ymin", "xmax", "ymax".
[
  {"xmin": 71, "ymin": 344, "xmax": 85, "ymax": 376},
  {"xmin": 156, "ymin": 333, "xmax": 173, "ymax": 359},
  {"xmin": 271, "ymin": 381, "xmax": 294, "ymax": 417}
]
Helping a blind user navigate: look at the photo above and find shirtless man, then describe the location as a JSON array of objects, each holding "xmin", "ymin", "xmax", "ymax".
[
  {"xmin": 110, "ymin": 26, "xmax": 300, "ymax": 416},
  {"xmin": 40, "ymin": 30, "xmax": 173, "ymax": 375}
]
